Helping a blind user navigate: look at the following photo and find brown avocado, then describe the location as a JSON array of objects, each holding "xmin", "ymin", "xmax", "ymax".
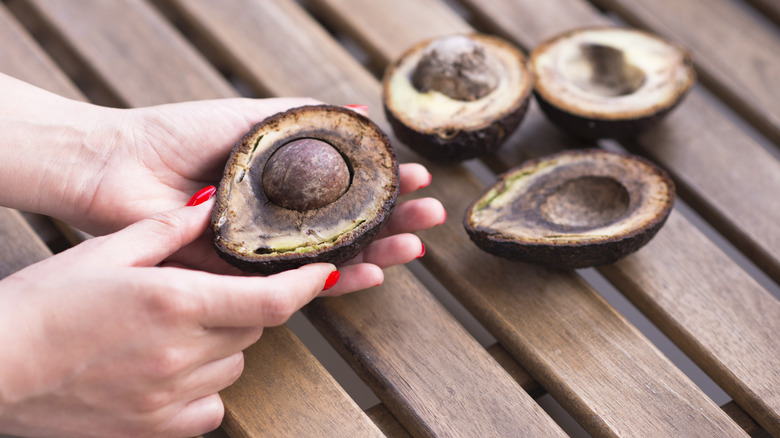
[
  {"xmin": 531, "ymin": 27, "xmax": 695, "ymax": 139},
  {"xmin": 464, "ymin": 149, "xmax": 675, "ymax": 269},
  {"xmin": 211, "ymin": 105, "xmax": 399, "ymax": 274},
  {"xmin": 383, "ymin": 34, "xmax": 533, "ymax": 162}
]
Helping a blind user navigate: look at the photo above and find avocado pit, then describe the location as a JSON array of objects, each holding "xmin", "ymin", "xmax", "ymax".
[
  {"xmin": 262, "ymin": 138, "xmax": 351, "ymax": 211},
  {"xmin": 411, "ymin": 35, "xmax": 499, "ymax": 101},
  {"xmin": 382, "ymin": 33, "xmax": 533, "ymax": 161}
]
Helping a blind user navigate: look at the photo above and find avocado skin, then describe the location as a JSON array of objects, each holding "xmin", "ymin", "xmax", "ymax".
[
  {"xmin": 464, "ymin": 213, "xmax": 669, "ymax": 269},
  {"xmin": 384, "ymin": 97, "xmax": 530, "ymax": 162},
  {"xmin": 462, "ymin": 148, "xmax": 675, "ymax": 269},
  {"xmin": 533, "ymin": 89, "xmax": 689, "ymax": 140},
  {"xmin": 211, "ymin": 105, "xmax": 399, "ymax": 275},
  {"xmin": 214, "ymin": 213, "xmax": 392, "ymax": 275}
]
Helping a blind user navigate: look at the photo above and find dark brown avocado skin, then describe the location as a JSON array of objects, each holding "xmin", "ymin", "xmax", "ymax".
[
  {"xmin": 211, "ymin": 105, "xmax": 399, "ymax": 275},
  {"xmin": 534, "ymin": 90, "xmax": 689, "ymax": 140},
  {"xmin": 383, "ymin": 98, "xmax": 530, "ymax": 162},
  {"xmin": 464, "ymin": 213, "xmax": 670, "ymax": 269},
  {"xmin": 463, "ymin": 149, "xmax": 675, "ymax": 269},
  {"xmin": 215, "ymin": 219, "xmax": 390, "ymax": 275}
]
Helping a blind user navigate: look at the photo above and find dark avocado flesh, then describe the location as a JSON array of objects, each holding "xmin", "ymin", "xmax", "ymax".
[
  {"xmin": 212, "ymin": 105, "xmax": 399, "ymax": 274},
  {"xmin": 383, "ymin": 34, "xmax": 532, "ymax": 162},
  {"xmin": 464, "ymin": 149, "xmax": 675, "ymax": 269},
  {"xmin": 531, "ymin": 27, "xmax": 695, "ymax": 139}
]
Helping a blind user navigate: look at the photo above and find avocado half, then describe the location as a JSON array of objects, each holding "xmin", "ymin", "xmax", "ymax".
[
  {"xmin": 211, "ymin": 105, "xmax": 399, "ymax": 275},
  {"xmin": 464, "ymin": 149, "xmax": 675, "ymax": 269},
  {"xmin": 383, "ymin": 33, "xmax": 533, "ymax": 162},
  {"xmin": 531, "ymin": 27, "xmax": 695, "ymax": 139}
]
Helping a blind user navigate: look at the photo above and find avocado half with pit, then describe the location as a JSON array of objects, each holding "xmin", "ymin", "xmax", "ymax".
[
  {"xmin": 464, "ymin": 149, "xmax": 675, "ymax": 269},
  {"xmin": 211, "ymin": 105, "xmax": 399, "ymax": 275},
  {"xmin": 383, "ymin": 33, "xmax": 533, "ymax": 162},
  {"xmin": 531, "ymin": 27, "xmax": 695, "ymax": 139}
]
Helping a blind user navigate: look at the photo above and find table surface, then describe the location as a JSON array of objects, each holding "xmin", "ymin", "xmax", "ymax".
[{"xmin": 1, "ymin": 0, "xmax": 779, "ymax": 437}]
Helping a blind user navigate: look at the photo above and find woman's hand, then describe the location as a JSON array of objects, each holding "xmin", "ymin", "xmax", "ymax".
[
  {"xmin": 0, "ymin": 198, "xmax": 344, "ymax": 438},
  {"xmin": 81, "ymin": 97, "xmax": 445, "ymax": 281}
]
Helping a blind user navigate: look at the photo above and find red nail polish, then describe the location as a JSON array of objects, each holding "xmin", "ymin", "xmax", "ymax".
[
  {"xmin": 186, "ymin": 186, "xmax": 216, "ymax": 206},
  {"xmin": 323, "ymin": 270, "xmax": 340, "ymax": 291},
  {"xmin": 417, "ymin": 243, "xmax": 426, "ymax": 259},
  {"xmin": 344, "ymin": 104, "xmax": 369, "ymax": 115}
]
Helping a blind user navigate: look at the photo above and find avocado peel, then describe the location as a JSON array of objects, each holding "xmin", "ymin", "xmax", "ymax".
[
  {"xmin": 212, "ymin": 105, "xmax": 399, "ymax": 274},
  {"xmin": 464, "ymin": 149, "xmax": 675, "ymax": 269}
]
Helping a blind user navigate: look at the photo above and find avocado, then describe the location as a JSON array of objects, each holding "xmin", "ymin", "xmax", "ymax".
[
  {"xmin": 382, "ymin": 34, "xmax": 533, "ymax": 162},
  {"xmin": 530, "ymin": 27, "xmax": 695, "ymax": 139},
  {"xmin": 463, "ymin": 149, "xmax": 675, "ymax": 269},
  {"xmin": 211, "ymin": 105, "xmax": 399, "ymax": 274}
]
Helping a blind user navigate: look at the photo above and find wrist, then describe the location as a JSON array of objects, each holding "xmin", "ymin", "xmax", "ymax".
[{"xmin": 0, "ymin": 75, "xmax": 118, "ymax": 223}]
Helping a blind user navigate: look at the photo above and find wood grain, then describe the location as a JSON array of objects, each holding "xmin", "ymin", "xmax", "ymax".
[
  {"xmin": 455, "ymin": 0, "xmax": 780, "ymax": 434},
  {"xmin": 589, "ymin": 0, "xmax": 780, "ymax": 148},
  {"xmin": 169, "ymin": 0, "xmax": 749, "ymax": 435},
  {"xmin": 221, "ymin": 326, "xmax": 384, "ymax": 437}
]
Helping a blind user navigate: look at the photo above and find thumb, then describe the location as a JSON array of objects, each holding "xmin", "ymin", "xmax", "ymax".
[{"xmin": 94, "ymin": 186, "xmax": 216, "ymax": 267}]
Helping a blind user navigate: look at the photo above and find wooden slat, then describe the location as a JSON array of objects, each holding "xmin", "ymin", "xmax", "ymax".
[
  {"xmin": 0, "ymin": 208, "xmax": 51, "ymax": 279},
  {"xmin": 588, "ymin": 0, "xmax": 780, "ymax": 148},
  {"xmin": 221, "ymin": 326, "xmax": 383, "ymax": 437},
  {"xmin": 19, "ymin": 0, "xmax": 568, "ymax": 435},
  {"xmin": 12, "ymin": 1, "xmax": 384, "ymax": 436},
  {"xmin": 452, "ymin": 0, "xmax": 780, "ymax": 434},
  {"xmin": 742, "ymin": 0, "xmax": 780, "ymax": 26},
  {"xmin": 169, "ymin": 0, "xmax": 749, "ymax": 435},
  {"xmin": 304, "ymin": 266, "xmax": 565, "ymax": 437}
]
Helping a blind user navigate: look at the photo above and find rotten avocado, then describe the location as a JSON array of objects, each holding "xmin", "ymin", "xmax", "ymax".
[
  {"xmin": 211, "ymin": 105, "xmax": 399, "ymax": 274},
  {"xmin": 383, "ymin": 34, "xmax": 533, "ymax": 162},
  {"xmin": 531, "ymin": 27, "xmax": 695, "ymax": 139},
  {"xmin": 464, "ymin": 149, "xmax": 675, "ymax": 269}
]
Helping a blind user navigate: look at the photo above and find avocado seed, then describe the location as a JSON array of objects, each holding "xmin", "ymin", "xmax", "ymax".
[
  {"xmin": 262, "ymin": 138, "xmax": 350, "ymax": 211},
  {"xmin": 411, "ymin": 35, "xmax": 499, "ymax": 101}
]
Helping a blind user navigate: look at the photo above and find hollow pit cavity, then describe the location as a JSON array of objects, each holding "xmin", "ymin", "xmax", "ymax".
[{"xmin": 540, "ymin": 176, "xmax": 630, "ymax": 228}]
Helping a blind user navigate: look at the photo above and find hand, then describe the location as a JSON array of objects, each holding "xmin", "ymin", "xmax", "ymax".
[
  {"xmin": 0, "ymin": 198, "xmax": 342, "ymax": 438},
  {"xmin": 80, "ymin": 98, "xmax": 445, "ymax": 284}
]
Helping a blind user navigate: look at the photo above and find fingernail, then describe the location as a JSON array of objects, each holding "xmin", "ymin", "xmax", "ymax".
[
  {"xmin": 343, "ymin": 104, "xmax": 369, "ymax": 116},
  {"xmin": 417, "ymin": 243, "xmax": 426, "ymax": 259},
  {"xmin": 323, "ymin": 270, "xmax": 341, "ymax": 291},
  {"xmin": 186, "ymin": 186, "xmax": 216, "ymax": 206},
  {"xmin": 419, "ymin": 172, "xmax": 432, "ymax": 190}
]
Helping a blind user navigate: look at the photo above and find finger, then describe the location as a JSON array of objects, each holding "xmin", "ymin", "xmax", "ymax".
[
  {"xmin": 195, "ymin": 326, "xmax": 264, "ymax": 366},
  {"xmin": 342, "ymin": 104, "xmax": 369, "ymax": 117},
  {"xmin": 345, "ymin": 233, "xmax": 424, "ymax": 268},
  {"xmin": 195, "ymin": 263, "xmax": 337, "ymax": 328},
  {"xmin": 399, "ymin": 163, "xmax": 432, "ymax": 195},
  {"xmin": 162, "ymin": 392, "xmax": 224, "ymax": 438},
  {"xmin": 378, "ymin": 197, "xmax": 446, "ymax": 238},
  {"xmin": 180, "ymin": 352, "xmax": 245, "ymax": 403},
  {"xmin": 92, "ymin": 195, "xmax": 216, "ymax": 268},
  {"xmin": 321, "ymin": 263, "xmax": 384, "ymax": 296}
]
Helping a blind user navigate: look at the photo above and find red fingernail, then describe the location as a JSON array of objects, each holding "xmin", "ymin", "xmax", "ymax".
[
  {"xmin": 186, "ymin": 186, "xmax": 216, "ymax": 206},
  {"xmin": 323, "ymin": 270, "xmax": 340, "ymax": 291},
  {"xmin": 417, "ymin": 243, "xmax": 426, "ymax": 259},
  {"xmin": 344, "ymin": 104, "xmax": 369, "ymax": 115}
]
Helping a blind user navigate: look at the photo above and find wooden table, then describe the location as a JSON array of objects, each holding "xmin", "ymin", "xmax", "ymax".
[{"xmin": 1, "ymin": 0, "xmax": 779, "ymax": 436}]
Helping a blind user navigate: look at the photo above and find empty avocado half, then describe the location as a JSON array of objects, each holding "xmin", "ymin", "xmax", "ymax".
[
  {"xmin": 464, "ymin": 149, "xmax": 675, "ymax": 269},
  {"xmin": 383, "ymin": 33, "xmax": 533, "ymax": 162},
  {"xmin": 211, "ymin": 105, "xmax": 399, "ymax": 274},
  {"xmin": 531, "ymin": 27, "xmax": 695, "ymax": 139}
]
